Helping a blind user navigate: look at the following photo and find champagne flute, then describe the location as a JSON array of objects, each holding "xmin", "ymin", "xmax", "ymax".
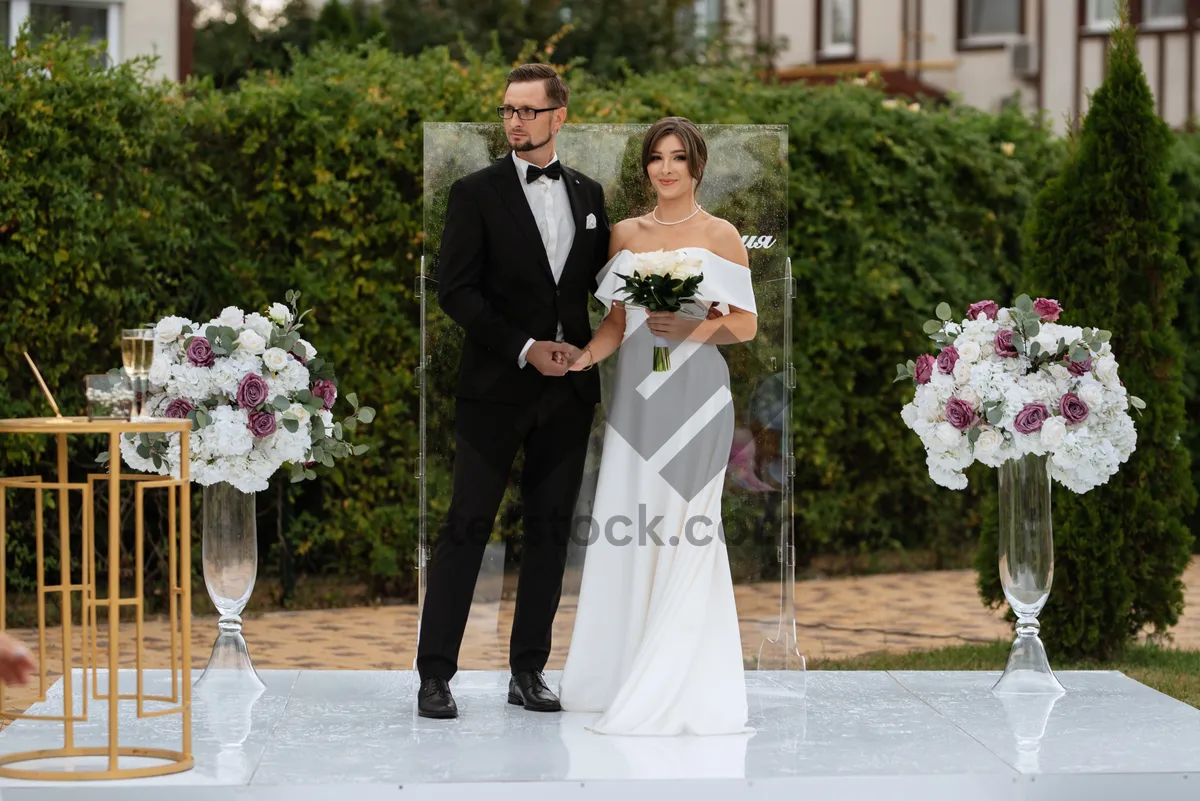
[{"xmin": 121, "ymin": 327, "xmax": 156, "ymax": 419}]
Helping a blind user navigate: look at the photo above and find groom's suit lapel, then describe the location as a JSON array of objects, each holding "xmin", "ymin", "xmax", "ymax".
[
  {"xmin": 560, "ymin": 164, "xmax": 589, "ymax": 275},
  {"xmin": 489, "ymin": 156, "xmax": 555, "ymax": 287}
]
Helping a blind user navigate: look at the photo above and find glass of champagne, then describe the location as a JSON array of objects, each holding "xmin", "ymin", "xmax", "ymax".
[{"xmin": 121, "ymin": 327, "xmax": 156, "ymax": 419}]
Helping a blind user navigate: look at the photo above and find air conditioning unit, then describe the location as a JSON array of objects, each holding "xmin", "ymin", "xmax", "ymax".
[{"xmin": 1012, "ymin": 39, "xmax": 1039, "ymax": 79}]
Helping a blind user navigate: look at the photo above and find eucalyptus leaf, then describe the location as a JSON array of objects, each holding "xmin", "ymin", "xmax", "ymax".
[
  {"xmin": 923, "ymin": 320, "xmax": 942, "ymax": 335},
  {"xmin": 1029, "ymin": 341, "xmax": 1041, "ymax": 358},
  {"xmin": 935, "ymin": 302, "xmax": 952, "ymax": 321},
  {"xmin": 346, "ymin": 393, "xmax": 359, "ymax": 410},
  {"xmin": 283, "ymin": 418, "xmax": 299, "ymax": 433},
  {"xmin": 304, "ymin": 469, "xmax": 317, "ymax": 480},
  {"xmin": 352, "ymin": 444, "xmax": 370, "ymax": 456},
  {"xmin": 358, "ymin": 407, "xmax": 375, "ymax": 424},
  {"xmin": 1015, "ymin": 294, "xmax": 1033, "ymax": 311},
  {"xmin": 987, "ymin": 406, "xmax": 1004, "ymax": 425},
  {"xmin": 1098, "ymin": 330, "xmax": 1112, "ymax": 343},
  {"xmin": 968, "ymin": 428, "xmax": 981, "ymax": 444}
]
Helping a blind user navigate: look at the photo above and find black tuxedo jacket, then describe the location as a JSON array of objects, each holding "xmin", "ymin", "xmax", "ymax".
[{"xmin": 436, "ymin": 154, "xmax": 611, "ymax": 405}]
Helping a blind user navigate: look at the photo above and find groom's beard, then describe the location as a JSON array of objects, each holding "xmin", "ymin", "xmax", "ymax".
[{"xmin": 511, "ymin": 131, "xmax": 552, "ymax": 152}]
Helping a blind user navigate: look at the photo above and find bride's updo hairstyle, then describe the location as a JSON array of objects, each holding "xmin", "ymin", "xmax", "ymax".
[{"xmin": 641, "ymin": 117, "xmax": 708, "ymax": 188}]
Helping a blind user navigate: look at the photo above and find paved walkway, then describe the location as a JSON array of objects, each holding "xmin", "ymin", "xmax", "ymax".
[{"xmin": 3, "ymin": 560, "xmax": 1197, "ymax": 714}]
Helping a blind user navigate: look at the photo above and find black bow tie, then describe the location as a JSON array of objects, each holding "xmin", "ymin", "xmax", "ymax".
[{"xmin": 525, "ymin": 161, "xmax": 563, "ymax": 183}]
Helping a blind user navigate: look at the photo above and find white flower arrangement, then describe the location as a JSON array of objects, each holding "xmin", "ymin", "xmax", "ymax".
[
  {"xmin": 113, "ymin": 290, "xmax": 375, "ymax": 494},
  {"xmin": 896, "ymin": 295, "xmax": 1144, "ymax": 494},
  {"xmin": 615, "ymin": 249, "xmax": 704, "ymax": 371}
]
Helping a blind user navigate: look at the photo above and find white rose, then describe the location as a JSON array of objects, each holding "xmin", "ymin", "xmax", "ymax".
[
  {"xmin": 243, "ymin": 312, "xmax": 274, "ymax": 340},
  {"xmin": 286, "ymin": 403, "xmax": 311, "ymax": 424},
  {"xmin": 1047, "ymin": 364, "xmax": 1070, "ymax": 382},
  {"xmin": 1041, "ymin": 417, "xmax": 1067, "ymax": 448},
  {"xmin": 236, "ymin": 330, "xmax": 266, "ymax": 355},
  {"xmin": 953, "ymin": 360, "xmax": 972, "ymax": 385},
  {"xmin": 958, "ymin": 385, "xmax": 981, "ymax": 408},
  {"xmin": 155, "ymin": 317, "xmax": 184, "ymax": 343},
  {"xmin": 268, "ymin": 302, "xmax": 292, "ymax": 325},
  {"xmin": 262, "ymin": 347, "xmax": 289, "ymax": 372},
  {"xmin": 295, "ymin": 339, "xmax": 317, "ymax": 360},
  {"xmin": 1096, "ymin": 355, "xmax": 1119, "ymax": 388},
  {"xmin": 936, "ymin": 422, "xmax": 961, "ymax": 447},
  {"xmin": 997, "ymin": 308, "xmax": 1012, "ymax": 324},
  {"xmin": 218, "ymin": 306, "xmax": 245, "ymax": 328},
  {"xmin": 975, "ymin": 428, "xmax": 1001, "ymax": 456},
  {"xmin": 1080, "ymin": 383, "xmax": 1104, "ymax": 409},
  {"xmin": 957, "ymin": 340, "xmax": 981, "ymax": 363}
]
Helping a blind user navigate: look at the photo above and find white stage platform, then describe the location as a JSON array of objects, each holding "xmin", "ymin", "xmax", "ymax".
[{"xmin": 0, "ymin": 669, "xmax": 1197, "ymax": 801}]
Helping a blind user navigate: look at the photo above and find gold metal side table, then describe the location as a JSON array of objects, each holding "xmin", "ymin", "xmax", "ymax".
[{"xmin": 0, "ymin": 416, "xmax": 194, "ymax": 780}]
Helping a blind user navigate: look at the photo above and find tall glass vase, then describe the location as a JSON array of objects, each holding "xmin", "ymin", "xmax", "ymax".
[
  {"xmin": 992, "ymin": 453, "xmax": 1065, "ymax": 696},
  {"xmin": 195, "ymin": 481, "xmax": 265, "ymax": 692}
]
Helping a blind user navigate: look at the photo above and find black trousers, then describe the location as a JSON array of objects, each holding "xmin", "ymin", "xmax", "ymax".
[{"xmin": 416, "ymin": 378, "xmax": 595, "ymax": 681}]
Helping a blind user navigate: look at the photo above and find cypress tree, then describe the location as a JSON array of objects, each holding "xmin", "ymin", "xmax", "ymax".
[{"xmin": 979, "ymin": 1, "xmax": 1195, "ymax": 659}]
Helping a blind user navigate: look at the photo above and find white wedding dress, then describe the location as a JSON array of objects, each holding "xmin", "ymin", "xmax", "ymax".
[{"xmin": 558, "ymin": 246, "xmax": 757, "ymax": 736}]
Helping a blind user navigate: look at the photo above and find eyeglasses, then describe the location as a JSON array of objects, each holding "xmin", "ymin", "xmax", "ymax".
[{"xmin": 497, "ymin": 105, "xmax": 562, "ymax": 120}]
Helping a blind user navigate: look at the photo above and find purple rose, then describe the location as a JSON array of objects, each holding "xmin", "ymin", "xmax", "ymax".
[
  {"xmin": 248, "ymin": 410, "xmax": 277, "ymax": 439},
  {"xmin": 1033, "ymin": 297, "xmax": 1062, "ymax": 322},
  {"xmin": 914, "ymin": 354, "xmax": 935, "ymax": 385},
  {"xmin": 1060, "ymin": 393, "xmax": 1089, "ymax": 425},
  {"xmin": 186, "ymin": 336, "xmax": 215, "ymax": 368},
  {"xmin": 936, "ymin": 345, "xmax": 960, "ymax": 375},
  {"xmin": 165, "ymin": 398, "xmax": 195, "ymax": 420},
  {"xmin": 968, "ymin": 300, "xmax": 999, "ymax": 321},
  {"xmin": 945, "ymin": 398, "xmax": 978, "ymax": 431},
  {"xmin": 994, "ymin": 329, "xmax": 1019, "ymax": 358},
  {"xmin": 1067, "ymin": 356, "xmax": 1092, "ymax": 377},
  {"xmin": 311, "ymin": 379, "xmax": 337, "ymax": 410},
  {"xmin": 237, "ymin": 373, "xmax": 270, "ymax": 409},
  {"xmin": 1014, "ymin": 402, "xmax": 1049, "ymax": 434}
]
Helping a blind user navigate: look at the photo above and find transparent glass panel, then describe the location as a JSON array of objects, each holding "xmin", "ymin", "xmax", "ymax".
[{"xmin": 419, "ymin": 123, "xmax": 799, "ymax": 685}]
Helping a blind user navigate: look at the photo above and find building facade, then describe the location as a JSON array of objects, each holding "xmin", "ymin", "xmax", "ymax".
[
  {"xmin": 3, "ymin": 0, "xmax": 193, "ymax": 81},
  {"xmin": 723, "ymin": 0, "xmax": 1199, "ymax": 132}
]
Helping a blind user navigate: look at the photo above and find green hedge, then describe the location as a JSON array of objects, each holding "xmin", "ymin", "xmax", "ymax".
[{"xmin": 3, "ymin": 34, "xmax": 1190, "ymax": 607}]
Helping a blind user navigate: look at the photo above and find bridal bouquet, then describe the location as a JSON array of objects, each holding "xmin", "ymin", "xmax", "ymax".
[
  {"xmin": 895, "ymin": 295, "xmax": 1144, "ymax": 493},
  {"xmin": 114, "ymin": 290, "xmax": 375, "ymax": 493},
  {"xmin": 615, "ymin": 249, "xmax": 704, "ymax": 371}
]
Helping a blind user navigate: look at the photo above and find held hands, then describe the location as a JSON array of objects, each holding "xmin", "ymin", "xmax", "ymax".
[{"xmin": 527, "ymin": 341, "xmax": 576, "ymax": 376}]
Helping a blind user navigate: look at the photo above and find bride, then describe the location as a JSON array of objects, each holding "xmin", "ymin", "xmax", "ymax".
[{"xmin": 557, "ymin": 117, "xmax": 758, "ymax": 735}]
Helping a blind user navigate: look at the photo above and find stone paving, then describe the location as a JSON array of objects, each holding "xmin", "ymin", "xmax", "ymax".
[{"xmin": 3, "ymin": 560, "xmax": 1197, "ymax": 717}]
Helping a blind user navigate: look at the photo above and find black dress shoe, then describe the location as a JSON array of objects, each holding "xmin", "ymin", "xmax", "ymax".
[
  {"xmin": 508, "ymin": 670, "xmax": 562, "ymax": 712},
  {"xmin": 417, "ymin": 678, "xmax": 457, "ymax": 719}
]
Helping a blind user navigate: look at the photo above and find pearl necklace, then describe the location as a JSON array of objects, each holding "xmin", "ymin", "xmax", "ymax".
[{"xmin": 653, "ymin": 203, "xmax": 703, "ymax": 226}]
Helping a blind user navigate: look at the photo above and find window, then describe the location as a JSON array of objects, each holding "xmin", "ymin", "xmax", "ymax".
[
  {"xmin": 30, "ymin": 2, "xmax": 107, "ymax": 47},
  {"xmin": 1142, "ymin": 0, "xmax": 1186, "ymax": 27},
  {"xmin": 820, "ymin": 0, "xmax": 854, "ymax": 58},
  {"xmin": 961, "ymin": 0, "xmax": 1021, "ymax": 40},
  {"xmin": 1086, "ymin": 0, "xmax": 1119, "ymax": 30},
  {"xmin": 12, "ymin": 2, "xmax": 121, "ymax": 66}
]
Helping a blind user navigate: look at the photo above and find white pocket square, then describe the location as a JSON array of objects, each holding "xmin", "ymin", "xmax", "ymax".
[{"xmin": 586, "ymin": 213, "xmax": 597, "ymax": 229}]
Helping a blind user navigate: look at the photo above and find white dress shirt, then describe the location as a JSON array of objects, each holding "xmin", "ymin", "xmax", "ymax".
[{"xmin": 512, "ymin": 150, "xmax": 576, "ymax": 368}]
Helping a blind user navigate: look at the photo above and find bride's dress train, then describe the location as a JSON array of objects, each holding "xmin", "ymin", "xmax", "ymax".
[{"xmin": 558, "ymin": 247, "xmax": 757, "ymax": 736}]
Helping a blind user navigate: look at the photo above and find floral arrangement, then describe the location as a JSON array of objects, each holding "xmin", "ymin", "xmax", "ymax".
[
  {"xmin": 895, "ymin": 295, "xmax": 1144, "ymax": 493},
  {"xmin": 114, "ymin": 291, "xmax": 375, "ymax": 493},
  {"xmin": 615, "ymin": 249, "xmax": 704, "ymax": 371}
]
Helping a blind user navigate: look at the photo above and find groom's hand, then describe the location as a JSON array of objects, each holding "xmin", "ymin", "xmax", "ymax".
[{"xmin": 527, "ymin": 341, "xmax": 572, "ymax": 376}]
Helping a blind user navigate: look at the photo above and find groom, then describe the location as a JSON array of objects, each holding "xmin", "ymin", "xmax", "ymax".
[{"xmin": 416, "ymin": 64, "xmax": 612, "ymax": 718}]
